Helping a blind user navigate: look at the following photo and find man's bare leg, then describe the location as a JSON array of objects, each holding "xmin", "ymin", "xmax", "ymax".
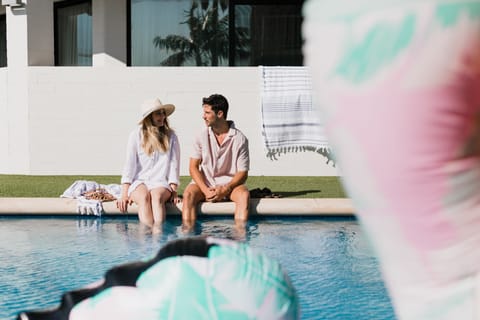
[
  {"xmin": 230, "ymin": 184, "xmax": 250, "ymax": 222},
  {"xmin": 181, "ymin": 183, "xmax": 205, "ymax": 224},
  {"xmin": 130, "ymin": 184, "xmax": 154, "ymax": 226}
]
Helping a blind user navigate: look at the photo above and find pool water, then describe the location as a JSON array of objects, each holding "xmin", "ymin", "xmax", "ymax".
[{"xmin": 0, "ymin": 216, "xmax": 395, "ymax": 320}]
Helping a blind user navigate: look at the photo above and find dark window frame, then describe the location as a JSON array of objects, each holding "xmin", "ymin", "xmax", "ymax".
[
  {"xmin": 54, "ymin": 0, "xmax": 92, "ymax": 66},
  {"xmin": 126, "ymin": 0, "xmax": 304, "ymax": 67},
  {"xmin": 126, "ymin": 0, "xmax": 131, "ymax": 67},
  {"xmin": 0, "ymin": 14, "xmax": 6, "ymax": 67}
]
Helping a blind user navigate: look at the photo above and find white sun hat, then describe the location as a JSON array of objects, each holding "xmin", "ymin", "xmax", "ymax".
[{"xmin": 138, "ymin": 98, "xmax": 175, "ymax": 124}]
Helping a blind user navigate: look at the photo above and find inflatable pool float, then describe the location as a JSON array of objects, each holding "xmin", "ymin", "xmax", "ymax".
[{"xmin": 18, "ymin": 237, "xmax": 299, "ymax": 320}]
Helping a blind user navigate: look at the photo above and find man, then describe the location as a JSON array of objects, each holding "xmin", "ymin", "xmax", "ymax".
[{"xmin": 182, "ymin": 94, "xmax": 250, "ymax": 225}]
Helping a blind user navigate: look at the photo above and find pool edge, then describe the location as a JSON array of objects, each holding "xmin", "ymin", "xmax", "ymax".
[{"xmin": 0, "ymin": 197, "xmax": 355, "ymax": 216}]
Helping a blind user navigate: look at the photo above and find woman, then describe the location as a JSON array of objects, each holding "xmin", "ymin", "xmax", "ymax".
[{"xmin": 117, "ymin": 98, "xmax": 180, "ymax": 226}]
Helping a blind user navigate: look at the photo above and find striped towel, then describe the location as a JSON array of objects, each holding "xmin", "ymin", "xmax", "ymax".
[{"xmin": 260, "ymin": 66, "xmax": 334, "ymax": 165}]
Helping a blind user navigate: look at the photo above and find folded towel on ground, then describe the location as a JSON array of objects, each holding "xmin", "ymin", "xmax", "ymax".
[
  {"xmin": 61, "ymin": 180, "xmax": 122, "ymax": 216},
  {"xmin": 76, "ymin": 197, "xmax": 105, "ymax": 216},
  {"xmin": 260, "ymin": 66, "xmax": 334, "ymax": 166}
]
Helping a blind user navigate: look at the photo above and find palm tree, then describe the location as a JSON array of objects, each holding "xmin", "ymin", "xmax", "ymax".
[{"xmin": 153, "ymin": 0, "xmax": 247, "ymax": 66}]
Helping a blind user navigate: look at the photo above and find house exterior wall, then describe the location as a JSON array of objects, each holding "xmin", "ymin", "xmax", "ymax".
[
  {"xmin": 27, "ymin": 0, "xmax": 55, "ymax": 66},
  {"xmin": 92, "ymin": 0, "xmax": 127, "ymax": 67},
  {"xmin": 5, "ymin": 2, "xmax": 30, "ymax": 173},
  {"xmin": 0, "ymin": 0, "xmax": 339, "ymax": 177},
  {"xmin": 25, "ymin": 67, "xmax": 338, "ymax": 176}
]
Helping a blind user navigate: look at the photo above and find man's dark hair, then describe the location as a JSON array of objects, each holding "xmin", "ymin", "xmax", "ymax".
[{"xmin": 202, "ymin": 94, "xmax": 229, "ymax": 119}]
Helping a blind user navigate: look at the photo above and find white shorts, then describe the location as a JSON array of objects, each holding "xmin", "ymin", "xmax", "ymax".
[{"xmin": 128, "ymin": 180, "xmax": 170, "ymax": 197}]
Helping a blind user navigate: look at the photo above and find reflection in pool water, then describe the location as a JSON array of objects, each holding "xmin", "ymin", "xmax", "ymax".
[{"xmin": 0, "ymin": 216, "xmax": 395, "ymax": 320}]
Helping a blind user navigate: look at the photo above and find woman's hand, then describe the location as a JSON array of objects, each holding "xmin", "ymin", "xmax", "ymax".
[
  {"xmin": 116, "ymin": 196, "xmax": 131, "ymax": 213},
  {"xmin": 169, "ymin": 184, "xmax": 181, "ymax": 204},
  {"xmin": 170, "ymin": 191, "xmax": 181, "ymax": 204}
]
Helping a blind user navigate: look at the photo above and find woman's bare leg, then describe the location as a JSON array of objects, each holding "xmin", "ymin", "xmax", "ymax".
[
  {"xmin": 130, "ymin": 184, "xmax": 153, "ymax": 226},
  {"xmin": 150, "ymin": 187, "xmax": 171, "ymax": 224}
]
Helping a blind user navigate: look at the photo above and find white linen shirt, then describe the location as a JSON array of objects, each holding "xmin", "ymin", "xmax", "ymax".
[{"xmin": 121, "ymin": 127, "xmax": 180, "ymax": 195}]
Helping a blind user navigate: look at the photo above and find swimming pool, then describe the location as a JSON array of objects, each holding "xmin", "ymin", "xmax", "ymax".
[{"xmin": 0, "ymin": 216, "xmax": 395, "ymax": 320}]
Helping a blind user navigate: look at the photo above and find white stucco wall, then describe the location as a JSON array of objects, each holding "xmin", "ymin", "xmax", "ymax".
[
  {"xmin": 92, "ymin": 0, "xmax": 127, "ymax": 67},
  {"xmin": 5, "ymin": 3, "xmax": 30, "ymax": 173},
  {"xmin": 26, "ymin": 67, "xmax": 337, "ymax": 176}
]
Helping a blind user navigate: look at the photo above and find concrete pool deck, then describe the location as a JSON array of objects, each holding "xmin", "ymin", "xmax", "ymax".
[{"xmin": 0, "ymin": 197, "xmax": 355, "ymax": 216}]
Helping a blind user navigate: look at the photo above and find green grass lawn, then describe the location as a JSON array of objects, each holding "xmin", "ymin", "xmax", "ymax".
[{"xmin": 0, "ymin": 175, "xmax": 347, "ymax": 198}]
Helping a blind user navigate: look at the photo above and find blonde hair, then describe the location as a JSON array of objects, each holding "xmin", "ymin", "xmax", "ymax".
[{"xmin": 140, "ymin": 112, "xmax": 171, "ymax": 156}]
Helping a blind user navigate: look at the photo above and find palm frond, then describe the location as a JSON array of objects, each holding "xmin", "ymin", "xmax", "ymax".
[
  {"xmin": 153, "ymin": 0, "xmax": 233, "ymax": 66},
  {"xmin": 153, "ymin": 35, "xmax": 191, "ymax": 52},
  {"xmin": 199, "ymin": 0, "xmax": 209, "ymax": 11},
  {"xmin": 219, "ymin": 0, "xmax": 228, "ymax": 12},
  {"xmin": 160, "ymin": 52, "xmax": 187, "ymax": 66}
]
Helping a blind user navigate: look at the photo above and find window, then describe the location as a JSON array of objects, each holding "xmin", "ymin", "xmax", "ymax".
[
  {"xmin": 0, "ymin": 14, "xmax": 6, "ymax": 67},
  {"xmin": 232, "ymin": 2, "xmax": 303, "ymax": 66},
  {"xmin": 129, "ymin": 0, "xmax": 229, "ymax": 66},
  {"xmin": 54, "ymin": 0, "xmax": 92, "ymax": 66},
  {"xmin": 128, "ymin": 0, "xmax": 303, "ymax": 66}
]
